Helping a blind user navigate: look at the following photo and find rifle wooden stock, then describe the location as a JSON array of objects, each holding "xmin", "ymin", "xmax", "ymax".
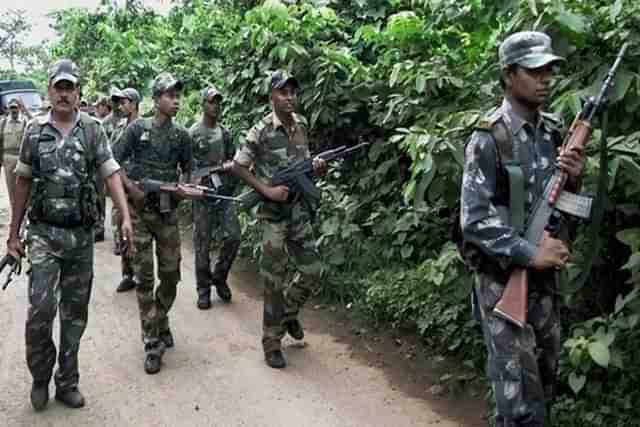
[{"xmin": 493, "ymin": 268, "xmax": 528, "ymax": 328}]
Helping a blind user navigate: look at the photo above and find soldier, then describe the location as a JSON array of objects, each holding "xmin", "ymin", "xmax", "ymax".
[
  {"xmin": 94, "ymin": 96, "xmax": 112, "ymax": 120},
  {"xmin": 110, "ymin": 88, "xmax": 142, "ymax": 292},
  {"xmin": 114, "ymin": 73, "xmax": 192, "ymax": 374},
  {"xmin": 190, "ymin": 86, "xmax": 241, "ymax": 309},
  {"xmin": 5, "ymin": 59, "xmax": 133, "ymax": 411},
  {"xmin": 92, "ymin": 96, "xmax": 117, "ymax": 242},
  {"xmin": 459, "ymin": 32, "xmax": 586, "ymax": 427},
  {"xmin": 232, "ymin": 70, "xmax": 326, "ymax": 369},
  {"xmin": 0, "ymin": 98, "xmax": 29, "ymax": 207}
]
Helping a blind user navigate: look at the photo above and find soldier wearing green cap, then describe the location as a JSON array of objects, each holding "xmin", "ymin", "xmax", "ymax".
[
  {"xmin": 0, "ymin": 98, "xmax": 29, "ymax": 207},
  {"xmin": 190, "ymin": 86, "xmax": 241, "ymax": 309},
  {"xmin": 110, "ymin": 87, "xmax": 142, "ymax": 291},
  {"xmin": 114, "ymin": 72, "xmax": 193, "ymax": 375},
  {"xmin": 232, "ymin": 70, "xmax": 327, "ymax": 369},
  {"xmin": 459, "ymin": 32, "xmax": 586, "ymax": 426},
  {"xmin": 6, "ymin": 58, "xmax": 134, "ymax": 411}
]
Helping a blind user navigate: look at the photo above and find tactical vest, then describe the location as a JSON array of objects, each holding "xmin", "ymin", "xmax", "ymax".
[
  {"xmin": 456, "ymin": 109, "xmax": 563, "ymax": 271},
  {"xmin": 29, "ymin": 113, "xmax": 99, "ymax": 228}
]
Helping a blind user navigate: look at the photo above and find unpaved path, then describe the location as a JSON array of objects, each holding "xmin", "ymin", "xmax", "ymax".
[{"xmin": 0, "ymin": 178, "xmax": 484, "ymax": 427}]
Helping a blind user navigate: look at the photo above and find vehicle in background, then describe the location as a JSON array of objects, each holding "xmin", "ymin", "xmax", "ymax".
[{"xmin": 0, "ymin": 80, "xmax": 43, "ymax": 115}]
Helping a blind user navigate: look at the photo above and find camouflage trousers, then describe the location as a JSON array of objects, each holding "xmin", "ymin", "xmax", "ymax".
[
  {"xmin": 259, "ymin": 204, "xmax": 322, "ymax": 352},
  {"xmin": 25, "ymin": 223, "xmax": 94, "ymax": 391},
  {"xmin": 131, "ymin": 204, "xmax": 181, "ymax": 357},
  {"xmin": 193, "ymin": 200, "xmax": 241, "ymax": 292},
  {"xmin": 474, "ymin": 271, "xmax": 561, "ymax": 427},
  {"xmin": 112, "ymin": 204, "xmax": 134, "ymax": 277}
]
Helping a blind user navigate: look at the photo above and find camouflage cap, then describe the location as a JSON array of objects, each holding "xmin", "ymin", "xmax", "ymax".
[
  {"xmin": 201, "ymin": 86, "xmax": 223, "ymax": 102},
  {"xmin": 499, "ymin": 31, "xmax": 565, "ymax": 69},
  {"xmin": 7, "ymin": 98, "xmax": 19, "ymax": 108},
  {"xmin": 112, "ymin": 88, "xmax": 141, "ymax": 104},
  {"xmin": 152, "ymin": 72, "xmax": 184, "ymax": 98},
  {"xmin": 270, "ymin": 70, "xmax": 299, "ymax": 90},
  {"xmin": 48, "ymin": 59, "xmax": 80, "ymax": 86}
]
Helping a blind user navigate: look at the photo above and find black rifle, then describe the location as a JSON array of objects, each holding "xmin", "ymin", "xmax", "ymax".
[
  {"xmin": 240, "ymin": 143, "xmax": 370, "ymax": 215},
  {"xmin": 1, "ymin": 253, "xmax": 22, "ymax": 290}
]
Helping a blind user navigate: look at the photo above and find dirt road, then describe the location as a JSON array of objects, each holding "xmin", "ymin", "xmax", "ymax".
[{"xmin": 0, "ymin": 179, "xmax": 484, "ymax": 427}]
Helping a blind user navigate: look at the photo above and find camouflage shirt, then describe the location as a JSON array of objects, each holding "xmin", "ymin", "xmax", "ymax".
[
  {"xmin": 0, "ymin": 113, "xmax": 28, "ymax": 155},
  {"xmin": 234, "ymin": 112, "xmax": 311, "ymax": 218},
  {"xmin": 114, "ymin": 117, "xmax": 193, "ymax": 182},
  {"xmin": 460, "ymin": 98, "xmax": 565, "ymax": 268},
  {"xmin": 189, "ymin": 120, "xmax": 237, "ymax": 192}
]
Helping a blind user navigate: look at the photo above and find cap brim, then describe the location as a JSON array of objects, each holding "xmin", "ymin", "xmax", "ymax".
[
  {"xmin": 273, "ymin": 77, "xmax": 299, "ymax": 90},
  {"xmin": 517, "ymin": 53, "xmax": 565, "ymax": 69},
  {"xmin": 50, "ymin": 73, "xmax": 79, "ymax": 86}
]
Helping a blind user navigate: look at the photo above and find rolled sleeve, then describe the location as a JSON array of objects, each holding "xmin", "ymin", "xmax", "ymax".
[
  {"xmin": 234, "ymin": 125, "xmax": 259, "ymax": 167},
  {"xmin": 99, "ymin": 158, "xmax": 121, "ymax": 180},
  {"xmin": 15, "ymin": 160, "xmax": 32, "ymax": 178},
  {"xmin": 460, "ymin": 131, "xmax": 537, "ymax": 268}
]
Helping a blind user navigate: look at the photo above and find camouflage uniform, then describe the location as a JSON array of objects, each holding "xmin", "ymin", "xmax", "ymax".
[
  {"xmin": 460, "ymin": 32, "xmax": 568, "ymax": 427},
  {"xmin": 234, "ymin": 111, "xmax": 322, "ymax": 353},
  {"xmin": 0, "ymin": 100, "xmax": 28, "ymax": 206},
  {"xmin": 190, "ymin": 107, "xmax": 241, "ymax": 300},
  {"xmin": 15, "ymin": 110, "xmax": 120, "ymax": 392},
  {"xmin": 95, "ymin": 111, "xmax": 123, "ymax": 238},
  {"xmin": 114, "ymin": 86, "xmax": 192, "ymax": 358}
]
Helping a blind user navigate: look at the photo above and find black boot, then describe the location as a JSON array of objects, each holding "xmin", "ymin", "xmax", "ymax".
[
  {"xmin": 55, "ymin": 387, "xmax": 85, "ymax": 408},
  {"xmin": 197, "ymin": 288, "xmax": 211, "ymax": 310},
  {"xmin": 160, "ymin": 329, "xmax": 174, "ymax": 348},
  {"xmin": 214, "ymin": 280, "xmax": 232, "ymax": 302},
  {"xmin": 285, "ymin": 318, "xmax": 304, "ymax": 340},
  {"xmin": 264, "ymin": 350, "xmax": 286, "ymax": 369},
  {"xmin": 144, "ymin": 354, "xmax": 162, "ymax": 374},
  {"xmin": 117, "ymin": 275, "xmax": 137, "ymax": 293},
  {"xmin": 30, "ymin": 380, "xmax": 49, "ymax": 411}
]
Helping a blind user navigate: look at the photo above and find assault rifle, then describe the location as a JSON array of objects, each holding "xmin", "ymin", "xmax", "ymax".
[
  {"xmin": 133, "ymin": 179, "xmax": 241, "ymax": 207},
  {"xmin": 1, "ymin": 253, "xmax": 22, "ymax": 290},
  {"xmin": 493, "ymin": 43, "xmax": 629, "ymax": 327},
  {"xmin": 239, "ymin": 142, "xmax": 370, "ymax": 212}
]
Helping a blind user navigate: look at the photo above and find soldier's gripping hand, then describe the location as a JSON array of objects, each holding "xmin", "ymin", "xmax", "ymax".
[
  {"xmin": 312, "ymin": 156, "xmax": 328, "ymax": 177},
  {"xmin": 529, "ymin": 231, "xmax": 569, "ymax": 270},
  {"xmin": 6, "ymin": 237, "xmax": 25, "ymax": 260},
  {"xmin": 120, "ymin": 219, "xmax": 135, "ymax": 257},
  {"xmin": 558, "ymin": 145, "xmax": 585, "ymax": 179},
  {"xmin": 264, "ymin": 185, "xmax": 290, "ymax": 202}
]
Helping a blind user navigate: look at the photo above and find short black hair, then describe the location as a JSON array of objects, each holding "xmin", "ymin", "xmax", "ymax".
[{"xmin": 499, "ymin": 64, "xmax": 519, "ymax": 90}]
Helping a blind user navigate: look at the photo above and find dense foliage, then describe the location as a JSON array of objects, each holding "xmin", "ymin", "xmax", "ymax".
[{"xmin": 43, "ymin": 0, "xmax": 640, "ymax": 425}]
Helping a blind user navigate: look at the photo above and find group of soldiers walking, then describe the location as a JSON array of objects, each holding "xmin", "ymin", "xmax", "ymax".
[
  {"xmin": 2, "ymin": 57, "xmax": 325, "ymax": 412},
  {"xmin": 1, "ymin": 28, "xmax": 595, "ymax": 427}
]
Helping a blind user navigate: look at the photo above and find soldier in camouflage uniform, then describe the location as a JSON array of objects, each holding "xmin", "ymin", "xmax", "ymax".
[
  {"xmin": 190, "ymin": 86, "xmax": 241, "ymax": 309},
  {"xmin": 92, "ymin": 95, "xmax": 116, "ymax": 242},
  {"xmin": 110, "ymin": 88, "xmax": 142, "ymax": 292},
  {"xmin": 233, "ymin": 70, "xmax": 326, "ymax": 369},
  {"xmin": 0, "ymin": 98, "xmax": 29, "ymax": 208},
  {"xmin": 114, "ymin": 73, "xmax": 192, "ymax": 375},
  {"xmin": 459, "ymin": 33, "xmax": 586, "ymax": 427},
  {"xmin": 6, "ymin": 59, "xmax": 133, "ymax": 411}
]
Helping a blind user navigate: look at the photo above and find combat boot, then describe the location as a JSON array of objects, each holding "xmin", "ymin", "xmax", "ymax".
[
  {"xmin": 285, "ymin": 318, "xmax": 304, "ymax": 340},
  {"xmin": 30, "ymin": 380, "xmax": 49, "ymax": 411},
  {"xmin": 160, "ymin": 329, "xmax": 174, "ymax": 348},
  {"xmin": 197, "ymin": 288, "xmax": 211, "ymax": 310},
  {"xmin": 144, "ymin": 354, "xmax": 162, "ymax": 374},
  {"xmin": 214, "ymin": 280, "xmax": 232, "ymax": 302},
  {"xmin": 264, "ymin": 350, "xmax": 286, "ymax": 369},
  {"xmin": 116, "ymin": 275, "xmax": 136, "ymax": 293},
  {"xmin": 55, "ymin": 387, "xmax": 85, "ymax": 408}
]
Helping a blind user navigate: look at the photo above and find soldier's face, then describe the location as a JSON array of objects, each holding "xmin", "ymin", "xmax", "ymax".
[
  {"xmin": 9, "ymin": 107, "xmax": 19, "ymax": 119},
  {"xmin": 203, "ymin": 96, "xmax": 221, "ymax": 119},
  {"xmin": 118, "ymin": 98, "xmax": 134, "ymax": 116},
  {"xmin": 49, "ymin": 80, "xmax": 79, "ymax": 115},
  {"xmin": 156, "ymin": 89, "xmax": 180, "ymax": 117},
  {"xmin": 506, "ymin": 63, "xmax": 555, "ymax": 107},
  {"xmin": 271, "ymin": 83, "xmax": 297, "ymax": 114},
  {"xmin": 96, "ymin": 104, "xmax": 110, "ymax": 119}
]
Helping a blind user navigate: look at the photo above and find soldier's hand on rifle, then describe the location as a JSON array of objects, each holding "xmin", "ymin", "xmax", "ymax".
[
  {"xmin": 529, "ymin": 231, "xmax": 570, "ymax": 270},
  {"xmin": 265, "ymin": 185, "xmax": 290, "ymax": 202},
  {"xmin": 557, "ymin": 146, "xmax": 585, "ymax": 179},
  {"xmin": 312, "ymin": 157, "xmax": 328, "ymax": 177},
  {"xmin": 6, "ymin": 236, "xmax": 25, "ymax": 260},
  {"xmin": 175, "ymin": 183, "xmax": 193, "ymax": 199}
]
